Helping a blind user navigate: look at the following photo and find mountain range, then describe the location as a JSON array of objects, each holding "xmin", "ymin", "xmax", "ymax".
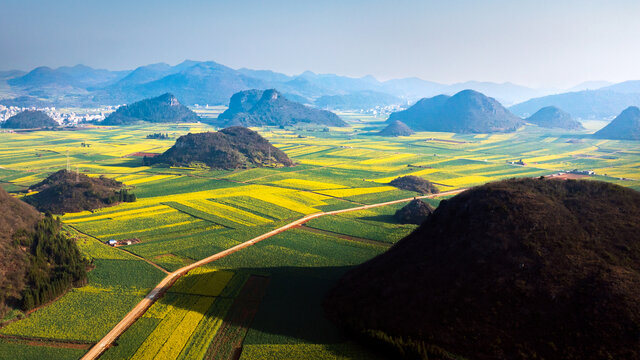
[
  {"xmin": 4, "ymin": 60, "xmax": 640, "ymax": 120},
  {"xmin": 0, "ymin": 61, "xmax": 568, "ymax": 109}
]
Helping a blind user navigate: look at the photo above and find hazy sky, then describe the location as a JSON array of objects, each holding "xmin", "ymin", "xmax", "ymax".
[{"xmin": 2, "ymin": 0, "xmax": 639, "ymax": 88}]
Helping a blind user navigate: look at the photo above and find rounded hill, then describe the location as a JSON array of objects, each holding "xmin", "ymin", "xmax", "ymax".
[
  {"xmin": 24, "ymin": 170, "xmax": 135, "ymax": 214},
  {"xmin": 387, "ymin": 90, "xmax": 524, "ymax": 133},
  {"xmin": 525, "ymin": 106, "xmax": 584, "ymax": 130},
  {"xmin": 378, "ymin": 120, "xmax": 414, "ymax": 137},
  {"xmin": 147, "ymin": 126, "xmax": 294, "ymax": 169},
  {"xmin": 594, "ymin": 106, "xmax": 640, "ymax": 140},
  {"xmin": 389, "ymin": 175, "xmax": 438, "ymax": 194},
  {"xmin": 2, "ymin": 110, "xmax": 58, "ymax": 129},
  {"xmin": 101, "ymin": 93, "xmax": 200, "ymax": 125},
  {"xmin": 325, "ymin": 178, "xmax": 640, "ymax": 360},
  {"xmin": 394, "ymin": 199, "xmax": 433, "ymax": 225}
]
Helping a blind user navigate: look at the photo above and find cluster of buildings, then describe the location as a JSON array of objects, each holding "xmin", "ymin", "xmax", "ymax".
[{"xmin": 0, "ymin": 104, "xmax": 117, "ymax": 125}]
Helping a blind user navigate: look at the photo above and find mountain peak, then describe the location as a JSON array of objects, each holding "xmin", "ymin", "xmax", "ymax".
[
  {"xmin": 218, "ymin": 89, "xmax": 347, "ymax": 127},
  {"xmin": 388, "ymin": 90, "xmax": 523, "ymax": 133},
  {"xmin": 101, "ymin": 94, "xmax": 200, "ymax": 125}
]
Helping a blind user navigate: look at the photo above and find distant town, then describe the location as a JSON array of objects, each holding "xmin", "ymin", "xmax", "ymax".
[{"xmin": 0, "ymin": 104, "xmax": 118, "ymax": 126}]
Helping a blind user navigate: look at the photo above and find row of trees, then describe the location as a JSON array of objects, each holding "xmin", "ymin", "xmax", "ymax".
[{"xmin": 106, "ymin": 188, "xmax": 136, "ymax": 204}]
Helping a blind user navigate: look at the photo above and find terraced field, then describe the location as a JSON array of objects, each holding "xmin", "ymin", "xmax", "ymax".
[{"xmin": 0, "ymin": 115, "xmax": 638, "ymax": 359}]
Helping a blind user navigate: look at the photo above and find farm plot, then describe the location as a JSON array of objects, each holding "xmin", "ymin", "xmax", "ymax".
[
  {"xmin": 0, "ymin": 228, "xmax": 165, "ymax": 346},
  {"xmin": 305, "ymin": 203, "xmax": 418, "ymax": 244},
  {"xmin": 101, "ymin": 269, "xmax": 241, "ymax": 360}
]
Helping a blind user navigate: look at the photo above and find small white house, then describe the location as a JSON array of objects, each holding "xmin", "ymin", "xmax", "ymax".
[{"xmin": 107, "ymin": 239, "xmax": 118, "ymax": 246}]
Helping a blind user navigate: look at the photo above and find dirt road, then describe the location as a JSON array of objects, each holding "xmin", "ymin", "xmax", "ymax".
[{"xmin": 80, "ymin": 188, "xmax": 465, "ymax": 360}]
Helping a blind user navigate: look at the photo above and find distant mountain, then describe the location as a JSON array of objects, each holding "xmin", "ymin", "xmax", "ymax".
[
  {"xmin": 108, "ymin": 62, "xmax": 178, "ymax": 88},
  {"xmin": 217, "ymin": 89, "xmax": 347, "ymax": 127},
  {"xmin": 510, "ymin": 90, "xmax": 640, "ymax": 119},
  {"xmin": 3, "ymin": 60, "xmax": 558, "ymax": 108},
  {"xmin": 98, "ymin": 61, "xmax": 268, "ymax": 105},
  {"xmin": 8, "ymin": 65, "xmax": 129, "ymax": 89},
  {"xmin": 388, "ymin": 90, "xmax": 524, "ymax": 133},
  {"xmin": 147, "ymin": 126, "xmax": 294, "ymax": 169},
  {"xmin": 446, "ymin": 81, "xmax": 545, "ymax": 106},
  {"xmin": 379, "ymin": 77, "xmax": 447, "ymax": 99},
  {"xmin": 2, "ymin": 110, "xmax": 58, "ymax": 129},
  {"xmin": 315, "ymin": 90, "xmax": 401, "ymax": 110},
  {"xmin": 593, "ymin": 106, "xmax": 640, "ymax": 140},
  {"xmin": 324, "ymin": 178, "xmax": 640, "ymax": 360},
  {"xmin": 0, "ymin": 70, "xmax": 26, "ymax": 81},
  {"xmin": 236, "ymin": 68, "xmax": 294, "ymax": 83},
  {"xmin": 8, "ymin": 66, "xmax": 77, "ymax": 88},
  {"xmin": 0, "ymin": 96, "xmax": 53, "ymax": 108},
  {"xmin": 24, "ymin": 170, "xmax": 135, "ymax": 214},
  {"xmin": 567, "ymin": 80, "xmax": 612, "ymax": 92},
  {"xmin": 101, "ymin": 93, "xmax": 200, "ymax": 125},
  {"xmin": 378, "ymin": 120, "xmax": 414, "ymax": 137},
  {"xmin": 600, "ymin": 80, "xmax": 640, "ymax": 94},
  {"xmin": 525, "ymin": 106, "xmax": 584, "ymax": 130}
]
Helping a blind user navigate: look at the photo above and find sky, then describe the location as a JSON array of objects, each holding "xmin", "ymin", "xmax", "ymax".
[{"xmin": 1, "ymin": 0, "xmax": 639, "ymax": 88}]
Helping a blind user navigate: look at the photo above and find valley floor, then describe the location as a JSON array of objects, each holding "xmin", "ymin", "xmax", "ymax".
[{"xmin": 0, "ymin": 115, "xmax": 638, "ymax": 360}]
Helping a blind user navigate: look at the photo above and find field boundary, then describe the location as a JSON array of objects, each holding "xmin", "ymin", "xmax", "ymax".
[{"xmin": 80, "ymin": 189, "xmax": 465, "ymax": 360}]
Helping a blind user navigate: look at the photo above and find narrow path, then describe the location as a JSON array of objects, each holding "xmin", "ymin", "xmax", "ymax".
[{"xmin": 80, "ymin": 188, "xmax": 465, "ymax": 360}]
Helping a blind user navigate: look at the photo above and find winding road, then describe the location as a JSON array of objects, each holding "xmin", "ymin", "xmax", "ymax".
[{"xmin": 80, "ymin": 189, "xmax": 465, "ymax": 360}]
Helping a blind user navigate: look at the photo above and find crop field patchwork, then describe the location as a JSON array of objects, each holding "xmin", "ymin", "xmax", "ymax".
[{"xmin": 0, "ymin": 119, "xmax": 639, "ymax": 359}]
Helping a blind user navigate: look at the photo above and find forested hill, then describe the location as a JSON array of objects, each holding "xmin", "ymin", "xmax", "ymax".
[
  {"xmin": 217, "ymin": 89, "xmax": 348, "ymax": 127},
  {"xmin": 1, "ymin": 110, "xmax": 58, "ymax": 129},
  {"xmin": 147, "ymin": 126, "xmax": 294, "ymax": 169},
  {"xmin": 325, "ymin": 178, "xmax": 640, "ymax": 360},
  {"xmin": 0, "ymin": 186, "xmax": 87, "ymax": 317},
  {"xmin": 23, "ymin": 169, "xmax": 136, "ymax": 214},
  {"xmin": 100, "ymin": 93, "xmax": 200, "ymax": 125}
]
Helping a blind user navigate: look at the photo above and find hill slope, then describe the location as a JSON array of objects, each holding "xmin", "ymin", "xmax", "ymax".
[
  {"xmin": 0, "ymin": 187, "xmax": 41, "ymax": 315},
  {"xmin": 387, "ymin": 90, "xmax": 524, "ymax": 133},
  {"xmin": 101, "ymin": 93, "xmax": 200, "ymax": 125},
  {"xmin": 217, "ymin": 89, "xmax": 347, "ymax": 127},
  {"xmin": 0, "ymin": 186, "xmax": 87, "ymax": 316},
  {"xmin": 378, "ymin": 120, "xmax": 414, "ymax": 137},
  {"xmin": 2, "ymin": 110, "xmax": 58, "ymax": 129},
  {"xmin": 24, "ymin": 170, "xmax": 135, "ymax": 214},
  {"xmin": 593, "ymin": 106, "xmax": 640, "ymax": 140},
  {"xmin": 147, "ymin": 126, "xmax": 294, "ymax": 169},
  {"xmin": 525, "ymin": 106, "xmax": 584, "ymax": 130},
  {"xmin": 325, "ymin": 178, "xmax": 640, "ymax": 360}
]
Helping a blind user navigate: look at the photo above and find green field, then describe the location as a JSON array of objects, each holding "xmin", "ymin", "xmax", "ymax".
[{"xmin": 0, "ymin": 115, "xmax": 638, "ymax": 359}]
